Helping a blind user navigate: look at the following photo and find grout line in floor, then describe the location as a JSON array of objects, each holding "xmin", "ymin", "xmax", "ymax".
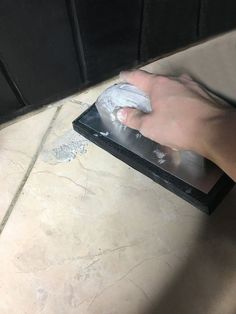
[{"xmin": 0, "ymin": 106, "xmax": 62, "ymax": 236}]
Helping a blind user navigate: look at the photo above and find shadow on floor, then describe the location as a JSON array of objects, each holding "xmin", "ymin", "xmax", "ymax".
[{"xmin": 144, "ymin": 186, "xmax": 236, "ymax": 314}]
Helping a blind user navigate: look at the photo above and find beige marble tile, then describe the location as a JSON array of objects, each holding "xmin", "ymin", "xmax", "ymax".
[
  {"xmin": 0, "ymin": 97, "xmax": 235, "ymax": 314},
  {"xmin": 0, "ymin": 107, "xmax": 57, "ymax": 223}
]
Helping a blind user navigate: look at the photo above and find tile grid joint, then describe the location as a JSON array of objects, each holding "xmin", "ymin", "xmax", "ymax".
[{"xmin": 0, "ymin": 106, "xmax": 62, "ymax": 236}]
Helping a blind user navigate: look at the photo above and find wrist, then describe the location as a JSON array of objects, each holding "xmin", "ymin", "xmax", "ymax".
[{"xmin": 200, "ymin": 109, "xmax": 236, "ymax": 180}]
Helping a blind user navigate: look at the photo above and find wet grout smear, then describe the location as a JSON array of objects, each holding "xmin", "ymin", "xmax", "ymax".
[{"xmin": 41, "ymin": 129, "xmax": 89, "ymax": 164}]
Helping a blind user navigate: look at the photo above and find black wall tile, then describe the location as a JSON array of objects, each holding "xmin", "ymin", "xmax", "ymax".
[
  {"xmin": 1, "ymin": 0, "xmax": 236, "ymax": 122},
  {"xmin": 199, "ymin": 0, "xmax": 236, "ymax": 38},
  {"xmin": 0, "ymin": 0, "xmax": 83, "ymax": 108},
  {"xmin": 0, "ymin": 70, "xmax": 22, "ymax": 116},
  {"xmin": 140, "ymin": 0, "xmax": 200, "ymax": 62},
  {"xmin": 74, "ymin": 0, "xmax": 142, "ymax": 82}
]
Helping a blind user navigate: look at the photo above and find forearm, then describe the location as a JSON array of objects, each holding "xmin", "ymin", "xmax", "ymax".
[{"xmin": 203, "ymin": 110, "xmax": 236, "ymax": 181}]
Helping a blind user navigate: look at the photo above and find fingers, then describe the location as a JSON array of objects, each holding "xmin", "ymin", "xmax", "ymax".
[
  {"xmin": 117, "ymin": 108, "xmax": 145, "ymax": 130},
  {"xmin": 120, "ymin": 70, "xmax": 154, "ymax": 94},
  {"xmin": 120, "ymin": 70, "xmax": 194, "ymax": 94}
]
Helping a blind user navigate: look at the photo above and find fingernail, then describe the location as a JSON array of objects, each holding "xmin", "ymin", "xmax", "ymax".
[{"xmin": 117, "ymin": 109, "xmax": 127, "ymax": 123}]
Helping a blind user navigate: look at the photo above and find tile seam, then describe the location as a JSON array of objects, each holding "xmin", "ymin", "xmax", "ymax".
[{"xmin": 0, "ymin": 106, "xmax": 62, "ymax": 236}]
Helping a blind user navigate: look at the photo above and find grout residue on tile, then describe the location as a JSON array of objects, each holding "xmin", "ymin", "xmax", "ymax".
[{"xmin": 41, "ymin": 129, "xmax": 88, "ymax": 164}]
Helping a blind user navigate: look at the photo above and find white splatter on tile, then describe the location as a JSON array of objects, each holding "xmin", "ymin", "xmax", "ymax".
[{"xmin": 41, "ymin": 129, "xmax": 89, "ymax": 164}]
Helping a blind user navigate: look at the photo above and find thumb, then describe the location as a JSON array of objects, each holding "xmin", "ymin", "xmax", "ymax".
[{"xmin": 117, "ymin": 108, "xmax": 144, "ymax": 130}]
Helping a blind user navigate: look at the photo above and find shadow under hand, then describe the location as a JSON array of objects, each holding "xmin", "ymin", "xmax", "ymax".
[{"xmin": 145, "ymin": 186, "xmax": 236, "ymax": 314}]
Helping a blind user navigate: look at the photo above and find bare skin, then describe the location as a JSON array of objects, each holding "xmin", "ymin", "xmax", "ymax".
[{"xmin": 117, "ymin": 70, "xmax": 236, "ymax": 181}]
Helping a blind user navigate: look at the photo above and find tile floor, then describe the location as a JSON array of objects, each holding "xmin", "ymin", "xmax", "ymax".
[{"xmin": 0, "ymin": 32, "xmax": 236, "ymax": 314}]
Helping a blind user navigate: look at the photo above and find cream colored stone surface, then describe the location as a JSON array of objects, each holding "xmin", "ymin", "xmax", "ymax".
[
  {"xmin": 0, "ymin": 31, "xmax": 236, "ymax": 314},
  {"xmin": 0, "ymin": 107, "xmax": 57, "ymax": 222},
  {"xmin": 0, "ymin": 100, "xmax": 235, "ymax": 314}
]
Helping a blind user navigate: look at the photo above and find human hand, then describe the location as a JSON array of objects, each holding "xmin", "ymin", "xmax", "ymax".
[{"xmin": 117, "ymin": 70, "xmax": 236, "ymax": 180}]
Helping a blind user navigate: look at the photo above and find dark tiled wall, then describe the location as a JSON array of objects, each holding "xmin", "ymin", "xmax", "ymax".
[
  {"xmin": 140, "ymin": 0, "xmax": 200, "ymax": 62},
  {"xmin": 0, "ymin": 0, "xmax": 82, "ymax": 109},
  {"xmin": 199, "ymin": 0, "xmax": 236, "ymax": 38},
  {"xmin": 0, "ymin": 0, "xmax": 236, "ymax": 121},
  {"xmin": 73, "ymin": 0, "xmax": 142, "ymax": 83},
  {"xmin": 0, "ymin": 70, "xmax": 22, "ymax": 116}
]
